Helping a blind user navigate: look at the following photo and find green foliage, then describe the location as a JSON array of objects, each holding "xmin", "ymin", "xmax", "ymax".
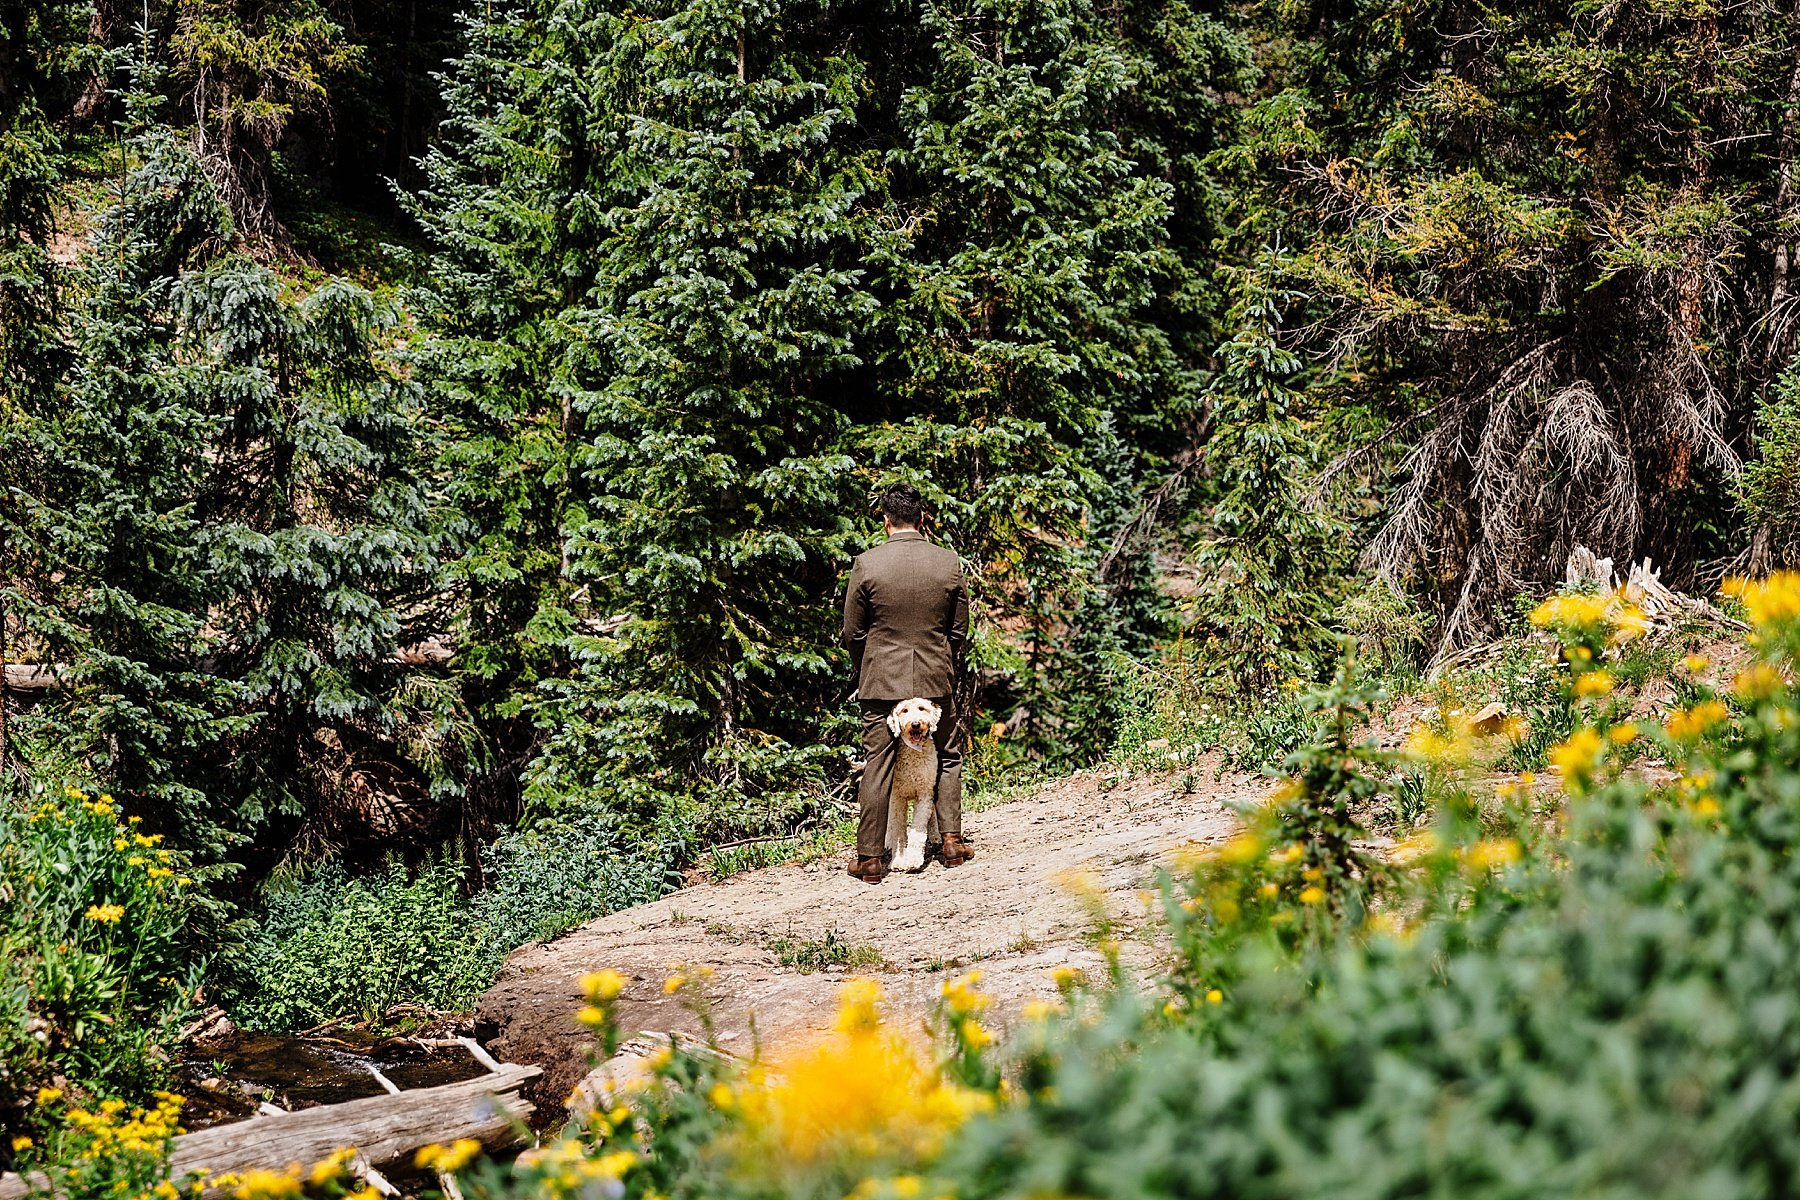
[
  {"xmin": 168, "ymin": 0, "xmax": 362, "ymax": 243},
  {"xmin": 1245, "ymin": 0, "xmax": 1788, "ymax": 642},
  {"xmin": 473, "ymin": 807, "xmax": 671, "ymax": 952},
  {"xmin": 1184, "ymin": 265, "xmax": 1352, "ymax": 692},
  {"xmin": 231, "ymin": 858, "xmax": 493, "ymax": 1030},
  {"xmin": 765, "ymin": 931, "xmax": 885, "ymax": 974},
  {"xmin": 232, "ymin": 803, "xmax": 667, "ymax": 1030},
  {"xmin": 1744, "ymin": 352, "xmax": 1800, "ymax": 566},
  {"xmin": 0, "ymin": 782, "xmax": 209, "ymax": 1118},
  {"xmin": 6, "ymin": 60, "xmax": 442, "ymax": 855},
  {"xmin": 423, "ymin": 580, "xmax": 1800, "ymax": 1200}
]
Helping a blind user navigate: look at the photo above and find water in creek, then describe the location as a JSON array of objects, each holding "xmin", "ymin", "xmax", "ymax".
[{"xmin": 179, "ymin": 1030, "xmax": 491, "ymax": 1127}]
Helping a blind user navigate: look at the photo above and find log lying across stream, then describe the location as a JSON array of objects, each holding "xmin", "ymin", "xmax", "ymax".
[{"xmin": 0, "ymin": 1064, "xmax": 541, "ymax": 1199}]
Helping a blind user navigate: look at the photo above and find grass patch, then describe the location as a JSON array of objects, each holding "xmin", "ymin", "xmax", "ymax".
[{"xmin": 765, "ymin": 929, "xmax": 886, "ymax": 973}]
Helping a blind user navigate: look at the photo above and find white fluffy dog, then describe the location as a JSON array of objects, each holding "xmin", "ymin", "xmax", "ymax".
[{"xmin": 885, "ymin": 697, "xmax": 942, "ymax": 872}]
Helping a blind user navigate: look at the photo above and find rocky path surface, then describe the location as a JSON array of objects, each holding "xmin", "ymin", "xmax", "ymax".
[{"xmin": 475, "ymin": 766, "xmax": 1260, "ymax": 1118}]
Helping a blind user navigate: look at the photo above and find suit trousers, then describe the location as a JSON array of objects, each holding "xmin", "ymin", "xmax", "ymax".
[{"xmin": 856, "ymin": 696, "xmax": 964, "ymax": 858}]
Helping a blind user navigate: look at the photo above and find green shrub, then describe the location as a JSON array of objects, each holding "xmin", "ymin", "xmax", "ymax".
[
  {"xmin": 232, "ymin": 805, "xmax": 670, "ymax": 1031},
  {"xmin": 474, "ymin": 809, "xmax": 671, "ymax": 951},
  {"xmin": 232, "ymin": 858, "xmax": 492, "ymax": 1031},
  {"xmin": 0, "ymin": 783, "xmax": 207, "ymax": 1127},
  {"xmin": 1743, "ymin": 355, "xmax": 1800, "ymax": 563}
]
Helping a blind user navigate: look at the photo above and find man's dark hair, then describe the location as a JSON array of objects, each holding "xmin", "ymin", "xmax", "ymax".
[{"xmin": 879, "ymin": 483, "xmax": 924, "ymax": 528}]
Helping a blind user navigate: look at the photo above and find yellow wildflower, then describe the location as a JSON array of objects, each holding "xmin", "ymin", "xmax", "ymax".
[
  {"xmin": 1258, "ymin": 881, "xmax": 1279, "ymax": 897},
  {"xmin": 1683, "ymin": 653, "xmax": 1710, "ymax": 674},
  {"xmin": 940, "ymin": 971, "xmax": 990, "ymax": 1017},
  {"xmin": 1608, "ymin": 723, "xmax": 1638, "ymax": 744},
  {"xmin": 1550, "ymin": 728, "xmax": 1606, "ymax": 789},
  {"xmin": 709, "ymin": 1083, "xmax": 735, "ymax": 1111},
  {"xmin": 959, "ymin": 1020, "xmax": 994, "ymax": 1049},
  {"xmin": 10, "ymin": 1136, "xmax": 30, "ymax": 1152},
  {"xmin": 228, "ymin": 1167, "xmax": 302, "ymax": 1200},
  {"xmin": 308, "ymin": 1148, "xmax": 356, "ymax": 1186},
  {"xmin": 85, "ymin": 904, "xmax": 125, "ymax": 924},
  {"xmin": 1219, "ymin": 834, "xmax": 1263, "ymax": 865},
  {"xmin": 1298, "ymin": 885, "xmax": 1325, "ymax": 905},
  {"xmin": 35, "ymin": 1087, "xmax": 61, "ymax": 1105},
  {"xmin": 1050, "ymin": 966, "xmax": 1086, "ymax": 991},
  {"xmin": 581, "ymin": 969, "xmax": 627, "ymax": 1002},
  {"xmin": 1205, "ymin": 988, "xmax": 1224, "ymax": 1005},
  {"xmin": 1722, "ymin": 572, "xmax": 1800, "ymax": 630},
  {"xmin": 1404, "ymin": 725, "xmax": 1469, "ymax": 763},
  {"xmin": 1573, "ymin": 670, "xmax": 1614, "ymax": 697},
  {"xmin": 1734, "ymin": 663, "xmax": 1786, "ymax": 701},
  {"xmin": 663, "ymin": 974, "xmax": 687, "ymax": 995},
  {"xmin": 1274, "ymin": 842, "xmax": 1304, "ymax": 864},
  {"xmin": 836, "ymin": 977, "xmax": 884, "ymax": 1034},
  {"xmin": 1530, "ymin": 592, "xmax": 1611, "ymax": 631},
  {"xmin": 1463, "ymin": 839, "xmax": 1522, "ymax": 870},
  {"xmin": 1022, "ymin": 1000, "xmax": 1060, "ymax": 1021},
  {"xmin": 1667, "ymin": 700, "xmax": 1730, "ymax": 739},
  {"xmin": 415, "ymin": 1138, "xmax": 482, "ymax": 1174}
]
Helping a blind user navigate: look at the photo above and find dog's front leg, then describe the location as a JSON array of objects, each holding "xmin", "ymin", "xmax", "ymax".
[{"xmin": 895, "ymin": 755, "xmax": 937, "ymax": 873}]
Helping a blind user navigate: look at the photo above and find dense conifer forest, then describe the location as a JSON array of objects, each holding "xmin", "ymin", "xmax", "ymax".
[{"xmin": 7, "ymin": 0, "xmax": 1800, "ymax": 1175}]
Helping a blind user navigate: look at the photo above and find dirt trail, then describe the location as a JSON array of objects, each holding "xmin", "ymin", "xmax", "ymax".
[{"xmin": 475, "ymin": 766, "xmax": 1261, "ymax": 1118}]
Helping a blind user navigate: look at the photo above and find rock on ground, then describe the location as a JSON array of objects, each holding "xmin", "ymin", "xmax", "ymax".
[{"xmin": 474, "ymin": 767, "xmax": 1257, "ymax": 1121}]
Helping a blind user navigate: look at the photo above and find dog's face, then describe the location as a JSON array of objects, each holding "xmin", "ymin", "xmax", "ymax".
[{"xmin": 886, "ymin": 697, "xmax": 942, "ymax": 749}]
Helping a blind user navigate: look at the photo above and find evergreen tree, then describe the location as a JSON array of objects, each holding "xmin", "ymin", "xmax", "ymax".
[
  {"xmin": 6, "ymin": 67, "xmax": 250, "ymax": 847},
  {"xmin": 1228, "ymin": 0, "xmax": 1800, "ymax": 645},
  {"xmin": 405, "ymin": 0, "xmax": 617, "ymax": 802},
  {"xmin": 1184, "ymin": 263, "xmax": 1349, "ymax": 693},
  {"xmin": 9, "ymin": 54, "xmax": 439, "ymax": 854},
  {"xmin": 858, "ymin": 0, "xmax": 1182, "ymax": 749},
  {"xmin": 532, "ymin": 0, "xmax": 876, "ymax": 844}
]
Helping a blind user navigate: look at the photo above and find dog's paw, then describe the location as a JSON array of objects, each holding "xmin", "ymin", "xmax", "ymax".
[{"xmin": 895, "ymin": 833, "xmax": 928, "ymax": 873}]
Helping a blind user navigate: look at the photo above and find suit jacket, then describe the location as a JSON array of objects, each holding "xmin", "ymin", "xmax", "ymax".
[{"xmin": 841, "ymin": 530, "xmax": 969, "ymax": 701}]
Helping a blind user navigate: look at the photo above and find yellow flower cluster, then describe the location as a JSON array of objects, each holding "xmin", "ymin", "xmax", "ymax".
[
  {"xmin": 1722, "ymin": 571, "xmax": 1800, "ymax": 631},
  {"xmin": 85, "ymin": 904, "xmax": 126, "ymax": 924},
  {"xmin": 734, "ymin": 980, "xmax": 994, "ymax": 1167},
  {"xmin": 576, "ymin": 968, "xmax": 628, "ymax": 1028},
  {"xmin": 1734, "ymin": 663, "xmax": 1787, "ymax": 701},
  {"xmin": 515, "ymin": 1139, "xmax": 640, "ymax": 1199},
  {"xmin": 1460, "ymin": 839, "xmax": 1523, "ymax": 871},
  {"xmin": 1573, "ymin": 670, "xmax": 1614, "ymax": 697},
  {"xmin": 1667, "ymin": 700, "xmax": 1730, "ymax": 740},
  {"xmin": 415, "ymin": 1139, "xmax": 483, "ymax": 1174},
  {"xmin": 1529, "ymin": 591, "xmax": 1648, "ymax": 644},
  {"xmin": 1549, "ymin": 728, "xmax": 1606, "ymax": 789},
  {"xmin": 63, "ymin": 1092, "xmax": 184, "ymax": 1159}
]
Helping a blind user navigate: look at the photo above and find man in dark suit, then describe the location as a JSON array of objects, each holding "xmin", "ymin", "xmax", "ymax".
[{"xmin": 841, "ymin": 483, "xmax": 972, "ymax": 883}]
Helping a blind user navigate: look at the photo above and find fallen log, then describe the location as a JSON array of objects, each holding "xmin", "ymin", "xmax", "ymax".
[
  {"xmin": 1, "ymin": 664, "xmax": 57, "ymax": 691},
  {"xmin": 0, "ymin": 1065, "xmax": 540, "ymax": 1199}
]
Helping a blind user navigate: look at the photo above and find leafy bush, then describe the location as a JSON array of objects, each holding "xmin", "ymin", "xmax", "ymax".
[
  {"xmin": 232, "ymin": 805, "xmax": 670, "ymax": 1031},
  {"xmin": 474, "ymin": 810, "xmax": 671, "ymax": 951},
  {"xmin": 231, "ymin": 858, "xmax": 494, "ymax": 1031},
  {"xmin": 1743, "ymin": 355, "xmax": 1800, "ymax": 563},
  {"xmin": 0, "ymin": 783, "xmax": 207, "ymax": 1129}
]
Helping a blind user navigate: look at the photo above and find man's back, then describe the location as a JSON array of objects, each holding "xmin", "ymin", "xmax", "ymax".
[{"xmin": 842, "ymin": 530, "xmax": 967, "ymax": 701}]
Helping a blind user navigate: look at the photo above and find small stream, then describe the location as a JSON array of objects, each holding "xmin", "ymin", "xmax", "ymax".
[{"xmin": 179, "ymin": 1030, "xmax": 491, "ymax": 1127}]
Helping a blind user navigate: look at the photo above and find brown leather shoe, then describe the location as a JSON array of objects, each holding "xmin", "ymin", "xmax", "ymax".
[
  {"xmin": 847, "ymin": 855, "xmax": 886, "ymax": 884},
  {"xmin": 941, "ymin": 834, "xmax": 974, "ymax": 868}
]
